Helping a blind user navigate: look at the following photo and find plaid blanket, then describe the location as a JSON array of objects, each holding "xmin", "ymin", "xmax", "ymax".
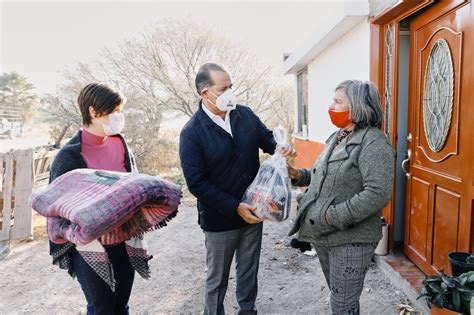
[
  {"xmin": 30, "ymin": 169, "xmax": 181, "ymax": 245},
  {"xmin": 100, "ymin": 203, "xmax": 178, "ymax": 245}
]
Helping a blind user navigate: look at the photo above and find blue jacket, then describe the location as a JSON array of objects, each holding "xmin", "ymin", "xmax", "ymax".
[{"xmin": 179, "ymin": 102, "xmax": 276, "ymax": 232}]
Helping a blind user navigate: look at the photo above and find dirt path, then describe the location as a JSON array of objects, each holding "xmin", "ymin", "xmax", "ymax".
[{"xmin": 0, "ymin": 205, "xmax": 411, "ymax": 314}]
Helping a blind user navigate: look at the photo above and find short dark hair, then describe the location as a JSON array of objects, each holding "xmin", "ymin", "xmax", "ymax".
[
  {"xmin": 195, "ymin": 63, "xmax": 227, "ymax": 95},
  {"xmin": 77, "ymin": 83, "xmax": 125, "ymax": 125}
]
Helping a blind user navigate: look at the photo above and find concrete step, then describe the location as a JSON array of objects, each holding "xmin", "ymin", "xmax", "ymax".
[{"xmin": 375, "ymin": 254, "xmax": 430, "ymax": 314}]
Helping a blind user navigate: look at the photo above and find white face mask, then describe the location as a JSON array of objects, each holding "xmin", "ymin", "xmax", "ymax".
[
  {"xmin": 209, "ymin": 89, "xmax": 237, "ymax": 112},
  {"xmin": 101, "ymin": 112, "xmax": 125, "ymax": 136}
]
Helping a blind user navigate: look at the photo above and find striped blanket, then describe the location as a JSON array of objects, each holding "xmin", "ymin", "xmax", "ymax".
[{"xmin": 30, "ymin": 169, "xmax": 181, "ymax": 245}]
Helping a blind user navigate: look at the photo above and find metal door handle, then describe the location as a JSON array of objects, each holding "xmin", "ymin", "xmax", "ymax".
[{"xmin": 401, "ymin": 149, "xmax": 411, "ymax": 178}]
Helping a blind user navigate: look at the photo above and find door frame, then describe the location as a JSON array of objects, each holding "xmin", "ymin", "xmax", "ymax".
[
  {"xmin": 369, "ymin": 0, "xmax": 471, "ymax": 253},
  {"xmin": 370, "ymin": 0, "xmax": 435, "ymax": 252}
]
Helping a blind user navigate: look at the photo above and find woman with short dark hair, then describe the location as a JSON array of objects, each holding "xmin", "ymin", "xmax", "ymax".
[
  {"xmin": 288, "ymin": 80, "xmax": 395, "ymax": 315},
  {"xmin": 49, "ymin": 83, "xmax": 141, "ymax": 315}
]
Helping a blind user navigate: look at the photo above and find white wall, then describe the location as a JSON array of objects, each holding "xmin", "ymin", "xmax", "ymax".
[{"xmin": 306, "ymin": 20, "xmax": 370, "ymax": 143}]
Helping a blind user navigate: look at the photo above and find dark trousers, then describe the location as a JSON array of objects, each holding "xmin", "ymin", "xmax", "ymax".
[{"xmin": 71, "ymin": 243, "xmax": 135, "ymax": 315}]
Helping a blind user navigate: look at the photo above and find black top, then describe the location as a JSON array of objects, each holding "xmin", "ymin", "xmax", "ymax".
[{"xmin": 179, "ymin": 103, "xmax": 276, "ymax": 232}]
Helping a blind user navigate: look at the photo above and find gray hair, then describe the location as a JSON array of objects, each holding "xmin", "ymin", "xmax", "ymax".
[
  {"xmin": 195, "ymin": 63, "xmax": 227, "ymax": 95},
  {"xmin": 335, "ymin": 80, "xmax": 383, "ymax": 129}
]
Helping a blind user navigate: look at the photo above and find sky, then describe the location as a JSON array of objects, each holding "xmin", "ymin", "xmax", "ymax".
[{"xmin": 0, "ymin": 0, "xmax": 337, "ymax": 94}]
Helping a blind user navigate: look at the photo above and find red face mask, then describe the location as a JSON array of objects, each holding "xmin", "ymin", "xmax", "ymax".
[{"xmin": 328, "ymin": 109, "xmax": 351, "ymax": 128}]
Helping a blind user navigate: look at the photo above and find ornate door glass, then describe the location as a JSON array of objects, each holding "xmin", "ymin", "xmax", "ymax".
[{"xmin": 422, "ymin": 39, "xmax": 454, "ymax": 153}]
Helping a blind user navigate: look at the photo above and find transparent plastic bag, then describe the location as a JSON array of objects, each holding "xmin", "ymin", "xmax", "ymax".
[{"xmin": 242, "ymin": 126, "xmax": 292, "ymax": 222}]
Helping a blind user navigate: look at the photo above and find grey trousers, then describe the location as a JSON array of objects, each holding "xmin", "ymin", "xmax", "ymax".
[
  {"xmin": 203, "ymin": 223, "xmax": 263, "ymax": 315},
  {"xmin": 314, "ymin": 243, "xmax": 376, "ymax": 315}
]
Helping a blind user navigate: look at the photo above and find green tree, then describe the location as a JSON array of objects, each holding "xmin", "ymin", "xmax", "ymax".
[{"xmin": 0, "ymin": 72, "xmax": 39, "ymax": 125}]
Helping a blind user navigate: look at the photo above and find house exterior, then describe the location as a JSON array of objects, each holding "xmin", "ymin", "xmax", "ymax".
[
  {"xmin": 284, "ymin": 0, "xmax": 474, "ymax": 276},
  {"xmin": 283, "ymin": 0, "xmax": 371, "ymax": 169}
]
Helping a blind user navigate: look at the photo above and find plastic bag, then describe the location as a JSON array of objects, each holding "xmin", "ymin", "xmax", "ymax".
[{"xmin": 242, "ymin": 126, "xmax": 292, "ymax": 222}]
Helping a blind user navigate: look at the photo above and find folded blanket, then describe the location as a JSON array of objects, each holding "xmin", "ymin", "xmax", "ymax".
[
  {"xmin": 100, "ymin": 203, "xmax": 178, "ymax": 245},
  {"xmin": 30, "ymin": 169, "xmax": 182, "ymax": 245}
]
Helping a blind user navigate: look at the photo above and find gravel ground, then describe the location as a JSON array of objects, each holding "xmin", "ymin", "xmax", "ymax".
[{"xmin": 0, "ymin": 205, "xmax": 413, "ymax": 314}]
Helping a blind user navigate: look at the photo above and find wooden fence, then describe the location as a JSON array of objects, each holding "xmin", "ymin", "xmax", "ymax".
[{"xmin": 0, "ymin": 147, "xmax": 58, "ymax": 241}]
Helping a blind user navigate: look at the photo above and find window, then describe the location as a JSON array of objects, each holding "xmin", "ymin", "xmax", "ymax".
[
  {"xmin": 384, "ymin": 24, "xmax": 394, "ymax": 141},
  {"xmin": 296, "ymin": 68, "xmax": 308, "ymax": 135}
]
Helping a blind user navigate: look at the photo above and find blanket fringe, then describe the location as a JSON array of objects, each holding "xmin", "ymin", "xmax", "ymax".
[{"xmin": 127, "ymin": 210, "xmax": 178, "ymax": 239}]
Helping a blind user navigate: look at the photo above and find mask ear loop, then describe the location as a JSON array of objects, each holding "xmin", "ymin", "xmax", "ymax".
[{"xmin": 204, "ymin": 90, "xmax": 217, "ymax": 107}]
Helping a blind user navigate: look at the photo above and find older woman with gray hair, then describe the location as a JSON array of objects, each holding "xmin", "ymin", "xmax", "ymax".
[{"xmin": 288, "ymin": 80, "xmax": 394, "ymax": 314}]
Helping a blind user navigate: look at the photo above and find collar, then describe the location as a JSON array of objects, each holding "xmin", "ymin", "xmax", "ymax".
[
  {"xmin": 326, "ymin": 127, "xmax": 369, "ymax": 145},
  {"xmin": 63, "ymin": 129, "xmax": 127, "ymax": 156},
  {"xmin": 198, "ymin": 100, "xmax": 238, "ymax": 127},
  {"xmin": 327, "ymin": 127, "xmax": 371, "ymax": 162},
  {"xmin": 201, "ymin": 99, "xmax": 231, "ymax": 121},
  {"xmin": 345, "ymin": 127, "xmax": 370, "ymax": 146},
  {"xmin": 81, "ymin": 128, "xmax": 108, "ymax": 146}
]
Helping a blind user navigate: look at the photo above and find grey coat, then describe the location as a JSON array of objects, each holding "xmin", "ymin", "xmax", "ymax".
[{"xmin": 289, "ymin": 127, "xmax": 395, "ymax": 247}]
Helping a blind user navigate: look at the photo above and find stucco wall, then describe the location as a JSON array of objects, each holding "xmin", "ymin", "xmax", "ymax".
[
  {"xmin": 306, "ymin": 20, "xmax": 370, "ymax": 143},
  {"xmin": 369, "ymin": 0, "xmax": 398, "ymax": 17}
]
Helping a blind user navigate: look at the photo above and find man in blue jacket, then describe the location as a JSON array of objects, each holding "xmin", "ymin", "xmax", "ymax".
[{"xmin": 179, "ymin": 63, "xmax": 295, "ymax": 315}]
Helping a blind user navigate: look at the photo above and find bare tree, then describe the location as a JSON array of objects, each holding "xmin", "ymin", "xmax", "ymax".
[
  {"xmin": 265, "ymin": 86, "xmax": 295, "ymax": 132},
  {"xmin": 43, "ymin": 19, "xmax": 294, "ymax": 172},
  {"xmin": 99, "ymin": 20, "xmax": 280, "ymax": 118}
]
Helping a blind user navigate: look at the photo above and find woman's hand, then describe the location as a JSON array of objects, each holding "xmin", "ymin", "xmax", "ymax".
[
  {"xmin": 287, "ymin": 163, "xmax": 301, "ymax": 180},
  {"xmin": 278, "ymin": 144, "xmax": 297, "ymax": 157}
]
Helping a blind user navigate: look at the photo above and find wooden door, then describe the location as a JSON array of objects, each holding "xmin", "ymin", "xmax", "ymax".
[{"xmin": 403, "ymin": 0, "xmax": 473, "ymax": 275}]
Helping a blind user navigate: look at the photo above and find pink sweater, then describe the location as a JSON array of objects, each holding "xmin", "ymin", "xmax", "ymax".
[{"xmin": 81, "ymin": 129, "xmax": 127, "ymax": 172}]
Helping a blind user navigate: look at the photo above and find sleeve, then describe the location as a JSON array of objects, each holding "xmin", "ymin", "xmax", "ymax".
[
  {"xmin": 291, "ymin": 168, "xmax": 311, "ymax": 187},
  {"xmin": 179, "ymin": 128, "xmax": 241, "ymax": 218},
  {"xmin": 326, "ymin": 139, "xmax": 395, "ymax": 229},
  {"xmin": 48, "ymin": 150, "xmax": 70, "ymax": 183}
]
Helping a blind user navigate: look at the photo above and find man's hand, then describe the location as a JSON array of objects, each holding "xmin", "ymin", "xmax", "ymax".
[
  {"xmin": 237, "ymin": 203, "xmax": 262, "ymax": 224},
  {"xmin": 287, "ymin": 163, "xmax": 301, "ymax": 180},
  {"xmin": 278, "ymin": 144, "xmax": 297, "ymax": 157}
]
